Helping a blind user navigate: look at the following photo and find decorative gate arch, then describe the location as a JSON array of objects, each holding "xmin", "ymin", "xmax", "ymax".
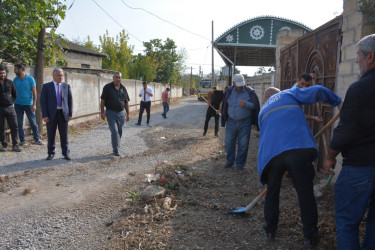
[{"xmin": 213, "ymin": 16, "xmax": 311, "ymax": 68}]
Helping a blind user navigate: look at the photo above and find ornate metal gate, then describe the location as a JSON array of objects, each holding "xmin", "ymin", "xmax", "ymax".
[{"xmin": 279, "ymin": 15, "xmax": 343, "ymax": 170}]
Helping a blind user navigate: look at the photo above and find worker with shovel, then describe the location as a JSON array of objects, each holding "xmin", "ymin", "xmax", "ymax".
[
  {"xmin": 202, "ymin": 86, "xmax": 226, "ymax": 136},
  {"xmin": 257, "ymin": 85, "xmax": 341, "ymax": 248}
]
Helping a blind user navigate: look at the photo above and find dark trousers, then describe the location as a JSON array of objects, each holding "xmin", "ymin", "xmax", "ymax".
[
  {"xmin": 137, "ymin": 101, "xmax": 151, "ymax": 124},
  {"xmin": 46, "ymin": 110, "xmax": 69, "ymax": 156},
  {"xmin": 204, "ymin": 107, "xmax": 219, "ymax": 135},
  {"xmin": 0, "ymin": 105, "xmax": 19, "ymax": 147},
  {"xmin": 263, "ymin": 148, "xmax": 319, "ymax": 242}
]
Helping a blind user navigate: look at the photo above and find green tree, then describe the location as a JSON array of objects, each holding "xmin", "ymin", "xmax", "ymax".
[
  {"xmin": 0, "ymin": 0, "xmax": 67, "ymax": 65},
  {"xmin": 128, "ymin": 53, "xmax": 156, "ymax": 82},
  {"xmin": 254, "ymin": 66, "xmax": 267, "ymax": 76},
  {"xmin": 73, "ymin": 36, "xmax": 100, "ymax": 52},
  {"xmin": 143, "ymin": 38, "xmax": 183, "ymax": 84},
  {"xmin": 99, "ymin": 30, "xmax": 133, "ymax": 78}
]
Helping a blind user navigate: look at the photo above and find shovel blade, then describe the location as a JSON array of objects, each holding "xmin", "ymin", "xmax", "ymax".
[{"xmin": 227, "ymin": 207, "xmax": 246, "ymax": 214}]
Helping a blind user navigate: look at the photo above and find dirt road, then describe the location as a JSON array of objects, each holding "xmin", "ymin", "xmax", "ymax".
[{"xmin": 0, "ymin": 97, "xmax": 337, "ymax": 249}]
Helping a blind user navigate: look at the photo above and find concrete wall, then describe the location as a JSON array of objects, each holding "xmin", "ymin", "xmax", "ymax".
[
  {"xmin": 246, "ymin": 72, "xmax": 274, "ymax": 105},
  {"xmin": 63, "ymin": 68, "xmax": 183, "ymax": 124},
  {"xmin": 4, "ymin": 65, "xmax": 183, "ymax": 128},
  {"xmin": 332, "ymin": 0, "xmax": 375, "ymax": 178}
]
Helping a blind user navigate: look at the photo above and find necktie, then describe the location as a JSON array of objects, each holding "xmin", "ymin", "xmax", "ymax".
[
  {"xmin": 144, "ymin": 88, "xmax": 146, "ymax": 101},
  {"xmin": 57, "ymin": 84, "xmax": 62, "ymax": 107}
]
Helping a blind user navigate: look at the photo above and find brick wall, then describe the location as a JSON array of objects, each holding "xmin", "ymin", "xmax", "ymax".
[{"xmin": 332, "ymin": 0, "xmax": 375, "ymax": 178}]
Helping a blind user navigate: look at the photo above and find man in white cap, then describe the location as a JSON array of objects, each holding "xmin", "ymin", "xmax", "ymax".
[{"xmin": 221, "ymin": 74, "xmax": 260, "ymax": 170}]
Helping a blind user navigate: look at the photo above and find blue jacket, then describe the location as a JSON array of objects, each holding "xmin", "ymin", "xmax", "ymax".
[{"xmin": 257, "ymin": 85, "xmax": 341, "ymax": 184}]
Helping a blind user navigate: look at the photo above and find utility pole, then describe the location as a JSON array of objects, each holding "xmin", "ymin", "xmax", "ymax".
[
  {"xmin": 35, "ymin": 25, "xmax": 46, "ymax": 134},
  {"xmin": 211, "ymin": 20, "xmax": 214, "ymax": 86},
  {"xmin": 190, "ymin": 66, "xmax": 193, "ymax": 95},
  {"xmin": 35, "ymin": 17, "xmax": 57, "ymax": 134}
]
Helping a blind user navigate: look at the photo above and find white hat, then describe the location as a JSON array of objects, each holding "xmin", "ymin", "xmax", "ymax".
[{"xmin": 233, "ymin": 74, "xmax": 245, "ymax": 87}]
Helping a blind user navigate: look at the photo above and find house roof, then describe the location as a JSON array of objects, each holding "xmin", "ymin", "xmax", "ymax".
[
  {"xmin": 213, "ymin": 16, "xmax": 312, "ymax": 67},
  {"xmin": 60, "ymin": 39, "xmax": 106, "ymax": 58}
]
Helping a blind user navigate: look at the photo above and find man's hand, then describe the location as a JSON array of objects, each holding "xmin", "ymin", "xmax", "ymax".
[
  {"xmin": 31, "ymin": 105, "xmax": 36, "ymax": 112},
  {"xmin": 125, "ymin": 114, "xmax": 130, "ymax": 122},
  {"xmin": 43, "ymin": 117, "xmax": 50, "ymax": 123},
  {"xmin": 239, "ymin": 99, "xmax": 247, "ymax": 106},
  {"xmin": 100, "ymin": 111, "xmax": 106, "ymax": 120},
  {"xmin": 322, "ymin": 158, "xmax": 336, "ymax": 175},
  {"xmin": 307, "ymin": 115, "xmax": 324, "ymax": 122}
]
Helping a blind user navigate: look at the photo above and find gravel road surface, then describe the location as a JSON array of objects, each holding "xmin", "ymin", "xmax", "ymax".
[{"xmin": 0, "ymin": 97, "xmax": 212, "ymax": 249}]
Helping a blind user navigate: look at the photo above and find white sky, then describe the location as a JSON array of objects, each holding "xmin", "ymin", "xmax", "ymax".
[{"xmin": 56, "ymin": 0, "xmax": 343, "ymax": 76}]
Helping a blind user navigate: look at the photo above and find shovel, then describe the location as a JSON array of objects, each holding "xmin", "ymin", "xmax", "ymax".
[
  {"xmin": 227, "ymin": 188, "xmax": 267, "ymax": 214},
  {"xmin": 202, "ymin": 96, "xmax": 222, "ymax": 116},
  {"xmin": 227, "ymin": 111, "xmax": 340, "ymax": 214}
]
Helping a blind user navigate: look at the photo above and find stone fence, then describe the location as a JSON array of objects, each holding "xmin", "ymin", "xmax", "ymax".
[{"xmin": 245, "ymin": 72, "xmax": 274, "ymax": 106}]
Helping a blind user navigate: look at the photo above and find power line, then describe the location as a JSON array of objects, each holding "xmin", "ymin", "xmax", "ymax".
[
  {"xmin": 68, "ymin": 0, "xmax": 76, "ymax": 10},
  {"xmin": 91, "ymin": 0, "xmax": 143, "ymax": 43},
  {"xmin": 119, "ymin": 0, "xmax": 211, "ymax": 42}
]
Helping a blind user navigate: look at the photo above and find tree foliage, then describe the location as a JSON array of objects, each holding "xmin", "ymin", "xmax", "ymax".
[
  {"xmin": 0, "ymin": 0, "xmax": 67, "ymax": 65},
  {"xmin": 143, "ymin": 38, "xmax": 183, "ymax": 84},
  {"xmin": 128, "ymin": 53, "xmax": 156, "ymax": 82},
  {"xmin": 99, "ymin": 30, "xmax": 133, "ymax": 78},
  {"xmin": 74, "ymin": 36, "xmax": 100, "ymax": 52}
]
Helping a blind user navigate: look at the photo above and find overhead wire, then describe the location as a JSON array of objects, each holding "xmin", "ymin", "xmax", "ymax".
[
  {"xmin": 119, "ymin": 0, "xmax": 211, "ymax": 42},
  {"xmin": 69, "ymin": 0, "xmax": 218, "ymax": 74},
  {"xmin": 91, "ymin": 0, "xmax": 143, "ymax": 43},
  {"xmin": 118, "ymin": 0, "xmax": 217, "ymax": 74}
]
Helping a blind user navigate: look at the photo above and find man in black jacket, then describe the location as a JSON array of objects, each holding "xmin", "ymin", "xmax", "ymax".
[
  {"xmin": 0, "ymin": 65, "xmax": 21, "ymax": 152},
  {"xmin": 203, "ymin": 87, "xmax": 226, "ymax": 136},
  {"xmin": 221, "ymin": 74, "xmax": 260, "ymax": 170},
  {"xmin": 323, "ymin": 33, "xmax": 375, "ymax": 250}
]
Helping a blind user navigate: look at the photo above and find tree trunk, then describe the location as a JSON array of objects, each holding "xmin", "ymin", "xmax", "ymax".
[{"xmin": 35, "ymin": 26, "xmax": 45, "ymax": 135}]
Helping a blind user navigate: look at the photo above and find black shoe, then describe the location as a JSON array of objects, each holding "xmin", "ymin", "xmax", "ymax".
[
  {"xmin": 114, "ymin": 152, "xmax": 121, "ymax": 156},
  {"xmin": 304, "ymin": 230, "xmax": 321, "ymax": 248},
  {"xmin": 46, "ymin": 154, "xmax": 54, "ymax": 160},
  {"xmin": 304, "ymin": 240, "xmax": 317, "ymax": 248},
  {"xmin": 0, "ymin": 146, "xmax": 7, "ymax": 152},
  {"xmin": 263, "ymin": 225, "xmax": 275, "ymax": 243},
  {"xmin": 203, "ymin": 131, "xmax": 207, "ymax": 136},
  {"xmin": 12, "ymin": 145, "xmax": 22, "ymax": 152},
  {"xmin": 135, "ymin": 123, "xmax": 141, "ymax": 126},
  {"xmin": 214, "ymin": 133, "xmax": 219, "ymax": 136},
  {"xmin": 63, "ymin": 155, "xmax": 71, "ymax": 161},
  {"xmin": 223, "ymin": 162, "xmax": 233, "ymax": 168},
  {"xmin": 265, "ymin": 232, "xmax": 275, "ymax": 243},
  {"xmin": 147, "ymin": 123, "xmax": 152, "ymax": 127}
]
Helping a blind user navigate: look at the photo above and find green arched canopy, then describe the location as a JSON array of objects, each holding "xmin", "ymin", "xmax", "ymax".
[{"xmin": 214, "ymin": 16, "xmax": 311, "ymax": 67}]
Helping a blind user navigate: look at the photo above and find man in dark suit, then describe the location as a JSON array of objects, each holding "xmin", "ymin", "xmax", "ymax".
[{"xmin": 40, "ymin": 68, "xmax": 73, "ymax": 160}]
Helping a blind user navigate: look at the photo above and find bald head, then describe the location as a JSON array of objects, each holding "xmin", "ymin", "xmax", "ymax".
[{"xmin": 264, "ymin": 87, "xmax": 280, "ymax": 102}]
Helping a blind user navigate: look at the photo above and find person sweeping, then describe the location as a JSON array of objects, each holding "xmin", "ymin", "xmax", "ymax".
[{"xmin": 257, "ymin": 85, "xmax": 341, "ymax": 248}]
